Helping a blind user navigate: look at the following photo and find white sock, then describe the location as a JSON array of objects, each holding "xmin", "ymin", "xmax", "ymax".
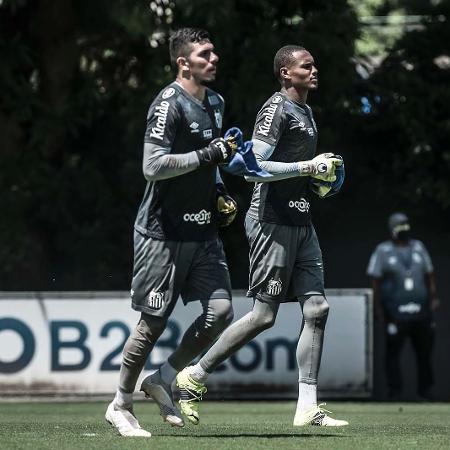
[
  {"xmin": 296, "ymin": 382, "xmax": 317, "ymax": 413},
  {"xmin": 114, "ymin": 389, "xmax": 133, "ymax": 409},
  {"xmin": 159, "ymin": 362, "xmax": 178, "ymax": 384},
  {"xmin": 188, "ymin": 363, "xmax": 209, "ymax": 383}
]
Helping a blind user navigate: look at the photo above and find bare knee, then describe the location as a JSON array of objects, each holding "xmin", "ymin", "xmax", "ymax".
[
  {"xmin": 250, "ymin": 305, "xmax": 277, "ymax": 331},
  {"xmin": 302, "ymin": 295, "xmax": 329, "ymax": 321}
]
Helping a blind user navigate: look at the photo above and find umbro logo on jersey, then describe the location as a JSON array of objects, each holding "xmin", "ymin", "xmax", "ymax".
[
  {"xmin": 183, "ymin": 209, "xmax": 211, "ymax": 225},
  {"xmin": 289, "ymin": 121, "xmax": 314, "ymax": 136},
  {"xmin": 289, "ymin": 198, "xmax": 310, "ymax": 213},
  {"xmin": 257, "ymin": 102, "xmax": 279, "ymax": 137},
  {"xmin": 150, "ymin": 100, "xmax": 170, "ymax": 141},
  {"xmin": 190, "ymin": 122, "xmax": 200, "ymax": 133},
  {"xmin": 148, "ymin": 291, "xmax": 164, "ymax": 309},
  {"xmin": 266, "ymin": 278, "xmax": 282, "ymax": 296}
]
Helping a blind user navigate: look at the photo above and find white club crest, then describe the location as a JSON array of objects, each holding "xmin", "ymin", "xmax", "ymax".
[
  {"xmin": 148, "ymin": 291, "xmax": 164, "ymax": 309},
  {"xmin": 266, "ymin": 278, "xmax": 282, "ymax": 296},
  {"xmin": 272, "ymin": 95, "xmax": 283, "ymax": 103},
  {"xmin": 162, "ymin": 87, "xmax": 175, "ymax": 99}
]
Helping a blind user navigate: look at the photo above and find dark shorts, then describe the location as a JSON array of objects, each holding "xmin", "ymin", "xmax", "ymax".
[
  {"xmin": 131, "ymin": 230, "xmax": 232, "ymax": 318},
  {"xmin": 245, "ymin": 216, "xmax": 324, "ymax": 303}
]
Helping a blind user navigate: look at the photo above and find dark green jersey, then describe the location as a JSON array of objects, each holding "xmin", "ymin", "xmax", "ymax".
[
  {"xmin": 135, "ymin": 82, "xmax": 225, "ymax": 241},
  {"xmin": 248, "ymin": 92, "xmax": 318, "ymax": 226}
]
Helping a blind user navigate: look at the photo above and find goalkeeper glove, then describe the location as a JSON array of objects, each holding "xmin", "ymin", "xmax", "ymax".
[
  {"xmin": 216, "ymin": 184, "xmax": 237, "ymax": 227},
  {"xmin": 310, "ymin": 157, "xmax": 345, "ymax": 198},
  {"xmin": 196, "ymin": 137, "xmax": 237, "ymax": 167},
  {"xmin": 299, "ymin": 153, "xmax": 343, "ymax": 182}
]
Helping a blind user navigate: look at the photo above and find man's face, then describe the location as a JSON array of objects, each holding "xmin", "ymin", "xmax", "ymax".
[
  {"xmin": 284, "ymin": 50, "xmax": 318, "ymax": 90},
  {"xmin": 184, "ymin": 40, "xmax": 219, "ymax": 84}
]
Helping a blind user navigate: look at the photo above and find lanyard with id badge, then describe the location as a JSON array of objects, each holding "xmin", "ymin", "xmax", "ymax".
[{"xmin": 398, "ymin": 245, "xmax": 414, "ymax": 291}]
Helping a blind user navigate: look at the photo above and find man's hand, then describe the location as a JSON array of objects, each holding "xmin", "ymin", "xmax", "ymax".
[
  {"xmin": 310, "ymin": 158, "xmax": 345, "ymax": 198},
  {"xmin": 301, "ymin": 153, "xmax": 343, "ymax": 182},
  {"xmin": 217, "ymin": 195, "xmax": 237, "ymax": 227},
  {"xmin": 430, "ymin": 297, "xmax": 440, "ymax": 312},
  {"xmin": 196, "ymin": 137, "xmax": 237, "ymax": 167}
]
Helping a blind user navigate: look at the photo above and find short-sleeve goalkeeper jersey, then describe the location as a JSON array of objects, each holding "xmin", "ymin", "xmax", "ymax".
[
  {"xmin": 247, "ymin": 92, "xmax": 318, "ymax": 226},
  {"xmin": 134, "ymin": 82, "xmax": 225, "ymax": 241}
]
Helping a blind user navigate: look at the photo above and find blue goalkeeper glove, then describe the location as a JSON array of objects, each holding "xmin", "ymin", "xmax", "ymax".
[{"xmin": 310, "ymin": 156, "xmax": 345, "ymax": 198}]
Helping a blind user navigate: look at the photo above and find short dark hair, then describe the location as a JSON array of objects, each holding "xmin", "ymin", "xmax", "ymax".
[
  {"xmin": 273, "ymin": 45, "xmax": 306, "ymax": 81},
  {"xmin": 169, "ymin": 28, "xmax": 211, "ymax": 69}
]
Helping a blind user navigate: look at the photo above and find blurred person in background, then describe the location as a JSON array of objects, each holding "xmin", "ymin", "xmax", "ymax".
[{"xmin": 367, "ymin": 212, "xmax": 440, "ymax": 401}]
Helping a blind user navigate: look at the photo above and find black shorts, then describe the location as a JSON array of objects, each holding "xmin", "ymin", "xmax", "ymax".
[
  {"xmin": 131, "ymin": 230, "xmax": 232, "ymax": 318},
  {"xmin": 245, "ymin": 216, "xmax": 325, "ymax": 303}
]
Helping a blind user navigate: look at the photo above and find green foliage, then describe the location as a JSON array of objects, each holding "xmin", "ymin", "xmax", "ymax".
[
  {"xmin": 359, "ymin": 0, "xmax": 450, "ymax": 209},
  {"xmin": 0, "ymin": 0, "xmax": 448, "ymax": 290}
]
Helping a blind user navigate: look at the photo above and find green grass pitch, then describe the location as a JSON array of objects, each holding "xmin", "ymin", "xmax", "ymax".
[{"xmin": 1, "ymin": 401, "xmax": 449, "ymax": 450}]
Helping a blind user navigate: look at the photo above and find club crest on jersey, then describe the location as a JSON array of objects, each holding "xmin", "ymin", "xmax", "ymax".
[
  {"xmin": 388, "ymin": 256, "xmax": 397, "ymax": 265},
  {"xmin": 266, "ymin": 278, "xmax": 282, "ymax": 296},
  {"xmin": 209, "ymin": 95, "xmax": 220, "ymax": 106},
  {"xmin": 203, "ymin": 129, "xmax": 213, "ymax": 139},
  {"xmin": 162, "ymin": 87, "xmax": 175, "ymax": 99},
  {"xmin": 214, "ymin": 109, "xmax": 222, "ymax": 129},
  {"xmin": 150, "ymin": 100, "xmax": 170, "ymax": 141},
  {"xmin": 148, "ymin": 291, "xmax": 164, "ymax": 309},
  {"xmin": 272, "ymin": 95, "xmax": 283, "ymax": 103},
  {"xmin": 257, "ymin": 102, "xmax": 279, "ymax": 137}
]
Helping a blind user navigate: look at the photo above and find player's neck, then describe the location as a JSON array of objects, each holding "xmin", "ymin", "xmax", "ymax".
[
  {"xmin": 281, "ymin": 86, "xmax": 308, "ymax": 105},
  {"xmin": 393, "ymin": 238, "xmax": 410, "ymax": 247},
  {"xmin": 176, "ymin": 76, "xmax": 206, "ymax": 101}
]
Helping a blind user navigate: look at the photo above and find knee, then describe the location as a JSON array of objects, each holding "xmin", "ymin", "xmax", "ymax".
[
  {"xmin": 202, "ymin": 299, "xmax": 234, "ymax": 334},
  {"xmin": 251, "ymin": 310, "xmax": 276, "ymax": 331},
  {"xmin": 302, "ymin": 295, "xmax": 329, "ymax": 321},
  {"xmin": 215, "ymin": 299, "xmax": 234, "ymax": 323},
  {"xmin": 136, "ymin": 313, "xmax": 167, "ymax": 343}
]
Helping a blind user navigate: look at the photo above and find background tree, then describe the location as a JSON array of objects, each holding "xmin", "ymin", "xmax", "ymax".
[{"xmin": 1, "ymin": 0, "xmax": 449, "ymax": 292}]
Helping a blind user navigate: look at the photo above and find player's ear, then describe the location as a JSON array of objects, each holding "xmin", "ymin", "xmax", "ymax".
[
  {"xmin": 177, "ymin": 56, "xmax": 190, "ymax": 73},
  {"xmin": 280, "ymin": 67, "xmax": 290, "ymax": 80}
]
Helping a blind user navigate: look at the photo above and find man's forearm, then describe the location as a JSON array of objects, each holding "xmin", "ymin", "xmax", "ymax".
[
  {"xmin": 245, "ymin": 139, "xmax": 302, "ymax": 183},
  {"xmin": 143, "ymin": 143, "xmax": 200, "ymax": 181},
  {"xmin": 425, "ymin": 272, "xmax": 438, "ymax": 298},
  {"xmin": 371, "ymin": 277, "xmax": 384, "ymax": 320}
]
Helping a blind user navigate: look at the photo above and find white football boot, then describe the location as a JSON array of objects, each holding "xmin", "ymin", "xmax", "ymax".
[
  {"xmin": 293, "ymin": 403, "xmax": 349, "ymax": 427},
  {"xmin": 105, "ymin": 401, "xmax": 151, "ymax": 437}
]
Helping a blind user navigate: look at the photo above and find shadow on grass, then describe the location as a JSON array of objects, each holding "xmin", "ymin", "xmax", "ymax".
[{"xmin": 157, "ymin": 433, "xmax": 349, "ymax": 439}]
